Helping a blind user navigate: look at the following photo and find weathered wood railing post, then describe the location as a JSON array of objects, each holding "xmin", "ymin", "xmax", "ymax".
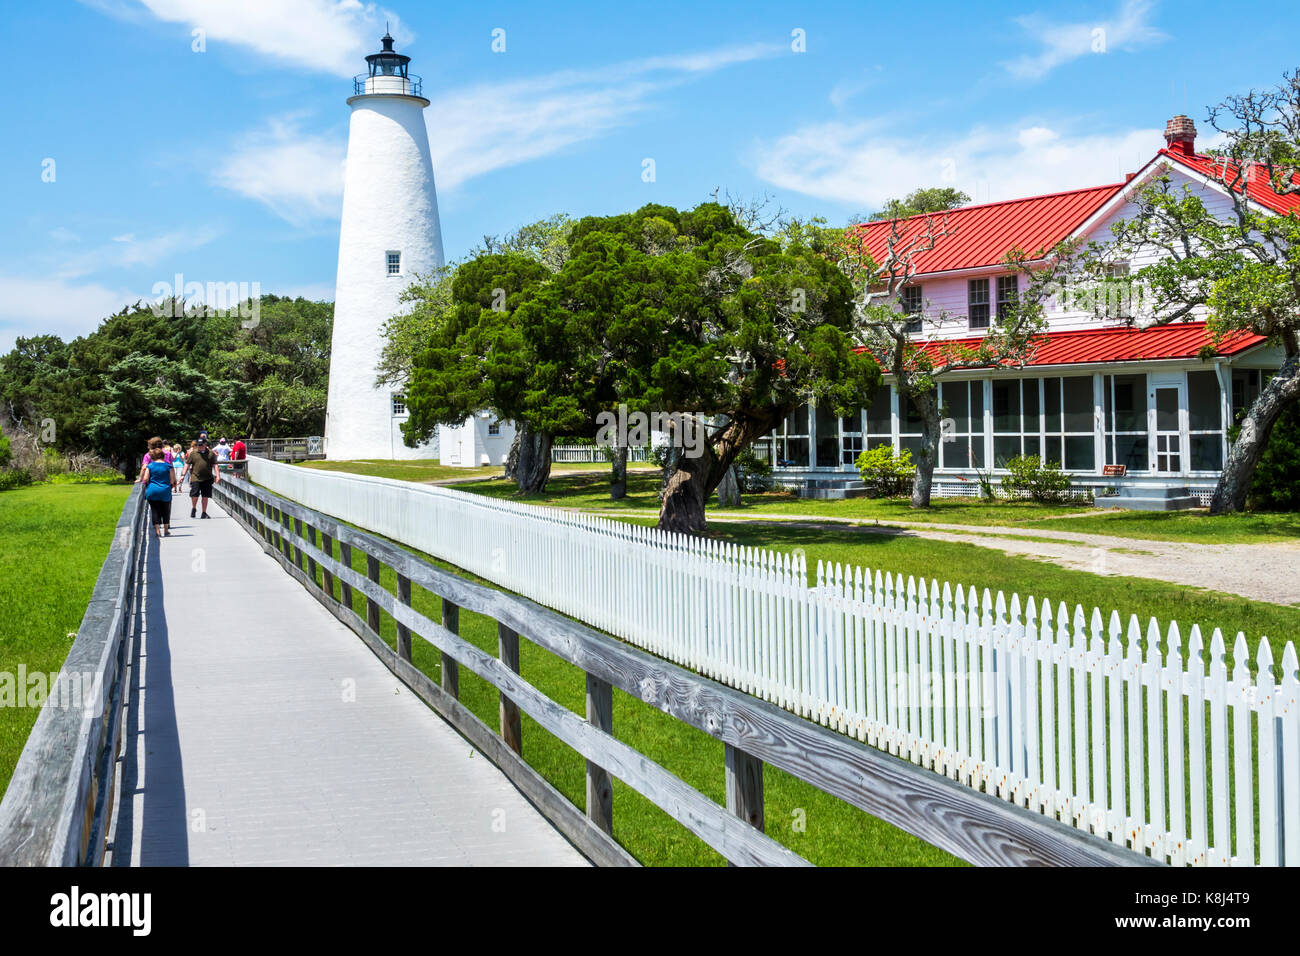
[
  {"xmin": 585, "ymin": 674, "xmax": 614, "ymax": 835},
  {"xmin": 293, "ymin": 517, "xmax": 305, "ymax": 568},
  {"xmin": 396, "ymin": 574, "xmax": 412, "ymax": 662},
  {"xmin": 339, "ymin": 541, "xmax": 354, "ymax": 611},
  {"xmin": 498, "ymin": 623, "xmax": 522, "ymax": 754},
  {"xmin": 365, "ymin": 553, "xmax": 382, "ymax": 634},
  {"xmin": 441, "ymin": 600, "xmax": 460, "ymax": 699},
  {"xmin": 724, "ymin": 743, "xmax": 764, "ymax": 864},
  {"xmin": 305, "ymin": 523, "xmax": 318, "ymax": 584},
  {"xmin": 321, "ymin": 531, "xmax": 336, "ymax": 600}
]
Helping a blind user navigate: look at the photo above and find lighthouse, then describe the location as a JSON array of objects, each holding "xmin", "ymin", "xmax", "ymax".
[{"xmin": 324, "ymin": 33, "xmax": 444, "ymax": 460}]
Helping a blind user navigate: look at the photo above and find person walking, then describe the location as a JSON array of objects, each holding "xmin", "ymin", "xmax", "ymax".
[
  {"xmin": 172, "ymin": 443, "xmax": 186, "ymax": 490},
  {"xmin": 139, "ymin": 437, "xmax": 176, "ymax": 538},
  {"xmin": 183, "ymin": 434, "xmax": 220, "ymax": 519}
]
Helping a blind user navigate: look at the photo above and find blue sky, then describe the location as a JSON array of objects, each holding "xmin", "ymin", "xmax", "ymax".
[{"xmin": 1, "ymin": 0, "xmax": 1295, "ymax": 350}]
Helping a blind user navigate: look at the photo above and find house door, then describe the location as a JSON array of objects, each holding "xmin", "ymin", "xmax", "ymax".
[{"xmin": 1151, "ymin": 382, "xmax": 1183, "ymax": 474}]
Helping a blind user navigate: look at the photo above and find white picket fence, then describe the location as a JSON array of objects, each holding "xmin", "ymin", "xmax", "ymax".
[
  {"xmin": 244, "ymin": 456, "xmax": 1298, "ymax": 867},
  {"xmin": 551, "ymin": 445, "xmax": 653, "ymax": 463}
]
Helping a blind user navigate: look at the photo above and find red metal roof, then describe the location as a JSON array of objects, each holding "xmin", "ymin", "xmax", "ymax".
[
  {"xmin": 854, "ymin": 183, "xmax": 1123, "ymax": 276},
  {"xmin": 868, "ymin": 322, "xmax": 1267, "ymax": 368},
  {"xmin": 1158, "ymin": 147, "xmax": 1300, "ymax": 217}
]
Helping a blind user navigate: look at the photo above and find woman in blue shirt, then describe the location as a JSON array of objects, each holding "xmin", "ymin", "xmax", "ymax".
[{"xmin": 138, "ymin": 437, "xmax": 176, "ymax": 538}]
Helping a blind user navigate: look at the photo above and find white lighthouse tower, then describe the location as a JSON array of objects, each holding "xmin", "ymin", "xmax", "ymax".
[{"xmin": 325, "ymin": 33, "xmax": 444, "ymax": 460}]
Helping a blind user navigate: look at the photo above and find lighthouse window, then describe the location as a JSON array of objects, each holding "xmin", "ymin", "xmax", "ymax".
[
  {"xmin": 386, "ymin": 251, "xmax": 401, "ymax": 275},
  {"xmin": 488, "ymin": 420, "xmax": 500, "ymax": 436},
  {"xmin": 391, "ymin": 393, "xmax": 407, "ymax": 416}
]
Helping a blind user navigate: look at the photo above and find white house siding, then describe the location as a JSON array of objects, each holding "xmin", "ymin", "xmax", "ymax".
[
  {"xmin": 904, "ymin": 164, "xmax": 1238, "ymax": 339},
  {"xmin": 438, "ymin": 416, "xmax": 516, "ymax": 467}
]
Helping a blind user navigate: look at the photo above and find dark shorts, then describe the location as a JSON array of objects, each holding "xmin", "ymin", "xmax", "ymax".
[
  {"xmin": 189, "ymin": 479, "xmax": 214, "ymax": 499},
  {"xmin": 147, "ymin": 498, "xmax": 171, "ymax": 525}
]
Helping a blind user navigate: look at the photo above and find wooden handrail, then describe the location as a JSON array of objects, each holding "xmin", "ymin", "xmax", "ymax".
[
  {"xmin": 215, "ymin": 475, "xmax": 1154, "ymax": 868},
  {"xmin": 0, "ymin": 484, "xmax": 147, "ymax": 866}
]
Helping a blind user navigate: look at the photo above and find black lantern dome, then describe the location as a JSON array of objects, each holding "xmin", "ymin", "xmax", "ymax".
[
  {"xmin": 365, "ymin": 32, "xmax": 410, "ymax": 78},
  {"xmin": 352, "ymin": 31, "xmax": 423, "ymax": 97}
]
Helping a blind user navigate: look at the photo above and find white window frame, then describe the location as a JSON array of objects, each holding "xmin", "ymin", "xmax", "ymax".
[{"xmin": 386, "ymin": 250, "xmax": 402, "ymax": 276}]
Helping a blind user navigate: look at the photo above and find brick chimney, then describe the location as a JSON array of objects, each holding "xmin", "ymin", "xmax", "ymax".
[{"xmin": 1164, "ymin": 114, "xmax": 1196, "ymax": 155}]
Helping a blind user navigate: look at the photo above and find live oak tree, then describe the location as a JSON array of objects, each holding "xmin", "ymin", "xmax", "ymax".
[
  {"xmin": 867, "ymin": 187, "xmax": 971, "ymax": 222},
  {"xmin": 1097, "ymin": 70, "xmax": 1300, "ymax": 513},
  {"xmin": 401, "ymin": 253, "xmax": 561, "ymax": 492},
  {"xmin": 580, "ymin": 203, "xmax": 879, "ymax": 534},
  {"xmin": 87, "ymin": 353, "xmax": 237, "ymax": 476}
]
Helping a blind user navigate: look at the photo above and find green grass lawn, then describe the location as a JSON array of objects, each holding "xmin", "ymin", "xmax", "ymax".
[
  {"xmin": 0, "ymin": 482, "xmax": 132, "ymax": 797},
  {"xmin": 441, "ymin": 469, "xmax": 1299, "ymax": 545}
]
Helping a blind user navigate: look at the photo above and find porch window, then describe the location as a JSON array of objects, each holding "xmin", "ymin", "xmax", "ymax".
[
  {"xmin": 1045, "ymin": 375, "xmax": 1095, "ymax": 471},
  {"xmin": 898, "ymin": 389, "xmax": 927, "ymax": 461},
  {"xmin": 938, "ymin": 380, "xmax": 984, "ymax": 469},
  {"xmin": 864, "ymin": 385, "xmax": 892, "ymax": 450},
  {"xmin": 1231, "ymin": 369, "xmax": 1261, "ymax": 423},
  {"xmin": 814, "ymin": 403, "xmax": 841, "ymax": 467},
  {"xmin": 775, "ymin": 405, "xmax": 810, "ymax": 467},
  {"xmin": 1104, "ymin": 373, "xmax": 1148, "ymax": 472},
  {"xmin": 992, "ymin": 378, "xmax": 1042, "ymax": 466},
  {"xmin": 840, "ymin": 412, "xmax": 864, "ymax": 466},
  {"xmin": 1187, "ymin": 370, "xmax": 1224, "ymax": 471}
]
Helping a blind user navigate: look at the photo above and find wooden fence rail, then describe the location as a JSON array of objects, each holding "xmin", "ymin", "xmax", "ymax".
[
  {"xmin": 214, "ymin": 475, "xmax": 1147, "ymax": 867},
  {"xmin": 0, "ymin": 485, "xmax": 146, "ymax": 866}
]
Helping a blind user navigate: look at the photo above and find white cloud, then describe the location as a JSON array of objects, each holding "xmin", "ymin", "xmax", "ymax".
[
  {"xmin": 58, "ymin": 228, "xmax": 222, "ymax": 279},
  {"xmin": 212, "ymin": 116, "xmax": 346, "ymax": 225},
  {"xmin": 215, "ymin": 43, "xmax": 779, "ymax": 220},
  {"xmin": 0, "ymin": 277, "xmax": 139, "ymax": 352},
  {"xmin": 1004, "ymin": 0, "xmax": 1167, "ymax": 81},
  {"xmin": 753, "ymin": 119, "xmax": 1163, "ymax": 210},
  {"xmin": 85, "ymin": 0, "xmax": 405, "ymax": 76}
]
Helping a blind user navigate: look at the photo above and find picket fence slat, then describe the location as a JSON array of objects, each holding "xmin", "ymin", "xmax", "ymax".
[{"xmin": 244, "ymin": 456, "xmax": 1297, "ymax": 867}]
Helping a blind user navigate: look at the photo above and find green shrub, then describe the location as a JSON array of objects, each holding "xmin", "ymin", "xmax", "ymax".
[
  {"xmin": 855, "ymin": 445, "xmax": 916, "ymax": 497},
  {"xmin": 1248, "ymin": 401, "xmax": 1300, "ymax": 511},
  {"xmin": 0, "ymin": 434, "xmax": 10, "ymax": 469},
  {"xmin": 0, "ymin": 468, "xmax": 33, "ymax": 492},
  {"xmin": 1001, "ymin": 454, "xmax": 1072, "ymax": 502},
  {"xmin": 735, "ymin": 446, "xmax": 774, "ymax": 492}
]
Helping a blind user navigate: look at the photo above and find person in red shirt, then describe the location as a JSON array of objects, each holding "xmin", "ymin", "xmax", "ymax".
[{"xmin": 231, "ymin": 438, "xmax": 247, "ymax": 476}]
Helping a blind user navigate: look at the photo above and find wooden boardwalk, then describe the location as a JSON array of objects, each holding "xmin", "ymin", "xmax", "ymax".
[{"xmin": 108, "ymin": 499, "xmax": 587, "ymax": 867}]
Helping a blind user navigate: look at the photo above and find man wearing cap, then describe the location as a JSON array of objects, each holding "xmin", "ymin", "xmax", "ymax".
[{"xmin": 183, "ymin": 434, "xmax": 220, "ymax": 519}]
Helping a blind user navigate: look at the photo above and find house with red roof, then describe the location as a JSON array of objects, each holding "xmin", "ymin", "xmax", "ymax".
[{"xmin": 767, "ymin": 115, "xmax": 1288, "ymax": 502}]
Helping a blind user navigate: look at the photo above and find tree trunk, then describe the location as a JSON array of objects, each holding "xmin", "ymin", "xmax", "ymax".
[
  {"xmin": 659, "ymin": 442, "xmax": 713, "ymax": 534},
  {"xmin": 715, "ymin": 464, "xmax": 740, "ymax": 508},
  {"xmin": 511, "ymin": 424, "xmax": 552, "ymax": 493},
  {"xmin": 909, "ymin": 388, "xmax": 941, "ymax": 509},
  {"xmin": 658, "ymin": 412, "xmax": 779, "ymax": 534},
  {"xmin": 609, "ymin": 445, "xmax": 628, "ymax": 500},
  {"xmin": 1210, "ymin": 353, "xmax": 1300, "ymax": 514}
]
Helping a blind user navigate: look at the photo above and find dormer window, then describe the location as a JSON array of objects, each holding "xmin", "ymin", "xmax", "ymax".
[
  {"xmin": 995, "ymin": 275, "xmax": 1019, "ymax": 324},
  {"xmin": 386, "ymin": 251, "xmax": 401, "ymax": 276},
  {"xmin": 968, "ymin": 278, "xmax": 990, "ymax": 330},
  {"xmin": 901, "ymin": 285, "xmax": 922, "ymax": 334}
]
